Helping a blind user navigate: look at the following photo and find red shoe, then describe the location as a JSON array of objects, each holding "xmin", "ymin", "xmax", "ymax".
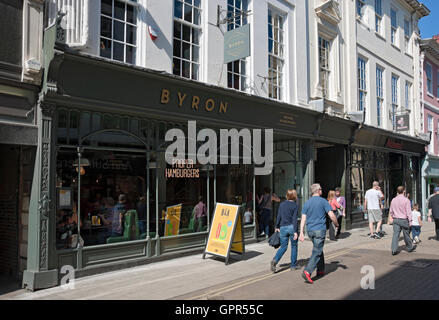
[{"xmin": 302, "ymin": 271, "xmax": 314, "ymax": 284}]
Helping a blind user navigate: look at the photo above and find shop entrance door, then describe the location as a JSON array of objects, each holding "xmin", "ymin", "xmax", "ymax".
[
  {"xmin": 389, "ymin": 153, "xmax": 403, "ymax": 203},
  {"xmin": 314, "ymin": 143, "xmax": 345, "ymax": 199}
]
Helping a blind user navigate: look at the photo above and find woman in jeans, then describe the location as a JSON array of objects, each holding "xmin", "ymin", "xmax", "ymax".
[
  {"xmin": 270, "ymin": 189, "xmax": 300, "ymax": 273},
  {"xmin": 327, "ymin": 190, "xmax": 341, "ymax": 241}
]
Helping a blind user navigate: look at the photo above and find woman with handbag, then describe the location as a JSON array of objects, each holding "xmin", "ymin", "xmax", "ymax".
[
  {"xmin": 270, "ymin": 189, "xmax": 299, "ymax": 273},
  {"xmin": 327, "ymin": 190, "xmax": 340, "ymax": 241}
]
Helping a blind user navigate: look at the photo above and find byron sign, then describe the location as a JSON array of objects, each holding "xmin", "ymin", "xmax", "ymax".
[{"xmin": 224, "ymin": 24, "xmax": 251, "ymax": 64}]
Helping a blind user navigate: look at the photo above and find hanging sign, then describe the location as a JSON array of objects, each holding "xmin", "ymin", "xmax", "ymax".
[
  {"xmin": 395, "ymin": 114, "xmax": 410, "ymax": 132},
  {"xmin": 203, "ymin": 203, "xmax": 245, "ymax": 264},
  {"xmin": 164, "ymin": 204, "xmax": 182, "ymax": 236},
  {"xmin": 224, "ymin": 24, "xmax": 251, "ymax": 64}
]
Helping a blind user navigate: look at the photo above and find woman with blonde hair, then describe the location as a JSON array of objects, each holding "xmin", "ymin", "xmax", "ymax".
[
  {"xmin": 327, "ymin": 190, "xmax": 340, "ymax": 241},
  {"xmin": 270, "ymin": 189, "xmax": 300, "ymax": 273}
]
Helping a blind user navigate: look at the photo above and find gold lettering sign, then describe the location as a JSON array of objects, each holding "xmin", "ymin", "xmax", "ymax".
[{"xmin": 160, "ymin": 89, "xmax": 229, "ymax": 114}]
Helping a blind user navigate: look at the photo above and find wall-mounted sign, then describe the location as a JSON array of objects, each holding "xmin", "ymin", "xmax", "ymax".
[
  {"xmin": 203, "ymin": 203, "xmax": 244, "ymax": 264},
  {"xmin": 224, "ymin": 24, "xmax": 251, "ymax": 64},
  {"xmin": 395, "ymin": 114, "xmax": 410, "ymax": 132},
  {"xmin": 386, "ymin": 138, "xmax": 403, "ymax": 150},
  {"xmin": 164, "ymin": 204, "xmax": 182, "ymax": 236}
]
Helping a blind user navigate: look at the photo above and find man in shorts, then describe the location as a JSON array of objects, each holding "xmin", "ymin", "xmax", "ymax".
[{"xmin": 364, "ymin": 181, "xmax": 385, "ymax": 239}]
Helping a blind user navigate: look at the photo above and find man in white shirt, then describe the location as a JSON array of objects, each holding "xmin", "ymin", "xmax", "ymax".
[{"xmin": 364, "ymin": 181, "xmax": 385, "ymax": 239}]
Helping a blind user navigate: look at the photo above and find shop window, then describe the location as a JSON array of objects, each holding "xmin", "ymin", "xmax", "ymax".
[{"xmin": 100, "ymin": 0, "xmax": 137, "ymax": 64}]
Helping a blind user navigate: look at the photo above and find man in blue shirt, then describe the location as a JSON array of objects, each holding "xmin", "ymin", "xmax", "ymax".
[{"xmin": 299, "ymin": 183, "xmax": 339, "ymax": 284}]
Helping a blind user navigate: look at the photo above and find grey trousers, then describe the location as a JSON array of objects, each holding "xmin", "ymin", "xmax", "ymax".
[{"xmin": 392, "ymin": 218, "xmax": 414, "ymax": 253}]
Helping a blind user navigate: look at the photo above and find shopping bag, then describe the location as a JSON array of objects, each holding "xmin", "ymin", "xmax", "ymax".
[{"xmin": 268, "ymin": 231, "xmax": 280, "ymax": 249}]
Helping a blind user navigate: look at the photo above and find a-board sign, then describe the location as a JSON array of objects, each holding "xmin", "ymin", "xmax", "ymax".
[
  {"xmin": 203, "ymin": 203, "xmax": 245, "ymax": 264},
  {"xmin": 164, "ymin": 204, "xmax": 182, "ymax": 236}
]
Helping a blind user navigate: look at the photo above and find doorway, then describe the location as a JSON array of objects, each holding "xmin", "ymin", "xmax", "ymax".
[{"xmin": 314, "ymin": 142, "xmax": 345, "ymax": 199}]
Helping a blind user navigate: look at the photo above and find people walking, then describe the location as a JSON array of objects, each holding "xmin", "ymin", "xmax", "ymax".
[
  {"xmin": 270, "ymin": 189, "xmax": 299, "ymax": 273},
  {"xmin": 257, "ymin": 187, "xmax": 280, "ymax": 238},
  {"xmin": 364, "ymin": 181, "xmax": 385, "ymax": 239},
  {"xmin": 427, "ymin": 187, "xmax": 439, "ymax": 241},
  {"xmin": 389, "ymin": 186, "xmax": 417, "ymax": 255},
  {"xmin": 411, "ymin": 203, "xmax": 422, "ymax": 244},
  {"xmin": 327, "ymin": 190, "xmax": 340, "ymax": 241},
  {"xmin": 299, "ymin": 184, "xmax": 339, "ymax": 284},
  {"xmin": 335, "ymin": 187, "xmax": 346, "ymax": 238}
]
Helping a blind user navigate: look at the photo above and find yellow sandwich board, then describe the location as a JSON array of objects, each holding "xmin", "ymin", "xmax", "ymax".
[
  {"xmin": 164, "ymin": 204, "xmax": 182, "ymax": 236},
  {"xmin": 203, "ymin": 203, "xmax": 245, "ymax": 264}
]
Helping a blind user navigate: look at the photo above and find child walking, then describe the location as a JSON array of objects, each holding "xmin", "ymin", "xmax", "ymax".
[{"xmin": 411, "ymin": 203, "xmax": 422, "ymax": 244}]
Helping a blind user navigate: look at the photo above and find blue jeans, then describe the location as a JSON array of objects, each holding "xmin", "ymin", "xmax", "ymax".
[
  {"xmin": 273, "ymin": 225, "xmax": 298, "ymax": 268},
  {"xmin": 305, "ymin": 229, "xmax": 326, "ymax": 275},
  {"xmin": 260, "ymin": 208, "xmax": 271, "ymax": 235},
  {"xmin": 411, "ymin": 226, "xmax": 421, "ymax": 239},
  {"xmin": 138, "ymin": 220, "xmax": 146, "ymax": 235}
]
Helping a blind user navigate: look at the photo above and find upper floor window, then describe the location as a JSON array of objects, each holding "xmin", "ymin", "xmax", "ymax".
[
  {"xmin": 426, "ymin": 63, "xmax": 433, "ymax": 94},
  {"xmin": 268, "ymin": 8, "xmax": 285, "ymax": 100},
  {"xmin": 375, "ymin": 0, "xmax": 382, "ymax": 34},
  {"xmin": 428, "ymin": 114, "xmax": 433, "ymax": 153},
  {"xmin": 391, "ymin": 74, "xmax": 399, "ymax": 129},
  {"xmin": 227, "ymin": 0, "xmax": 248, "ymax": 91},
  {"xmin": 357, "ymin": 0, "xmax": 365, "ymax": 19},
  {"xmin": 100, "ymin": 0, "xmax": 137, "ymax": 64},
  {"xmin": 391, "ymin": 8, "xmax": 397, "ymax": 46},
  {"xmin": 319, "ymin": 36, "xmax": 331, "ymax": 98},
  {"xmin": 376, "ymin": 66, "xmax": 384, "ymax": 127},
  {"xmin": 358, "ymin": 57, "xmax": 367, "ymax": 111},
  {"xmin": 405, "ymin": 81, "xmax": 411, "ymax": 110},
  {"xmin": 404, "ymin": 18, "xmax": 410, "ymax": 53},
  {"xmin": 173, "ymin": 0, "xmax": 201, "ymax": 80}
]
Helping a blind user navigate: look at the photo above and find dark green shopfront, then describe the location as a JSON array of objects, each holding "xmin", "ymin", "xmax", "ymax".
[{"xmin": 22, "ymin": 48, "xmax": 427, "ymax": 290}]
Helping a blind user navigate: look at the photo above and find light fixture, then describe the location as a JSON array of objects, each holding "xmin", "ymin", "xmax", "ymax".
[{"xmin": 73, "ymin": 158, "xmax": 90, "ymax": 175}]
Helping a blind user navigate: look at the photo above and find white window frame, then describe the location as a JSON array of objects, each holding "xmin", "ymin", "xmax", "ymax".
[
  {"xmin": 357, "ymin": 0, "xmax": 365, "ymax": 19},
  {"xmin": 405, "ymin": 81, "xmax": 411, "ymax": 110},
  {"xmin": 428, "ymin": 114, "xmax": 433, "ymax": 153},
  {"xmin": 404, "ymin": 18, "xmax": 410, "ymax": 53},
  {"xmin": 227, "ymin": 0, "xmax": 249, "ymax": 92},
  {"xmin": 375, "ymin": 0, "xmax": 382, "ymax": 34},
  {"xmin": 268, "ymin": 7, "xmax": 285, "ymax": 101},
  {"xmin": 319, "ymin": 36, "xmax": 331, "ymax": 98},
  {"xmin": 391, "ymin": 74, "xmax": 399, "ymax": 129},
  {"xmin": 358, "ymin": 57, "xmax": 367, "ymax": 111},
  {"xmin": 376, "ymin": 66, "xmax": 384, "ymax": 127},
  {"xmin": 99, "ymin": 0, "xmax": 138, "ymax": 64},
  {"xmin": 391, "ymin": 8, "xmax": 397, "ymax": 46},
  {"xmin": 172, "ymin": 0, "xmax": 202, "ymax": 80},
  {"xmin": 426, "ymin": 63, "xmax": 433, "ymax": 94}
]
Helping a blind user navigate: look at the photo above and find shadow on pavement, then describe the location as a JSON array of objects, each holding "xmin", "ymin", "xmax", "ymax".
[
  {"xmin": 342, "ymin": 258, "xmax": 439, "ymax": 300},
  {"xmin": 336, "ymin": 232, "xmax": 352, "ymax": 240},
  {"xmin": 210, "ymin": 250, "xmax": 263, "ymax": 264}
]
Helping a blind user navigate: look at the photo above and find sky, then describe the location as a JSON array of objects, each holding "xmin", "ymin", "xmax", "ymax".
[{"xmin": 419, "ymin": 0, "xmax": 439, "ymax": 39}]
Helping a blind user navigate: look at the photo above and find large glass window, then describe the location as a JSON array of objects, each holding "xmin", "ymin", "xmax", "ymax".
[
  {"xmin": 376, "ymin": 66, "xmax": 384, "ymax": 127},
  {"xmin": 319, "ymin": 36, "xmax": 330, "ymax": 98},
  {"xmin": 404, "ymin": 18, "xmax": 410, "ymax": 53},
  {"xmin": 405, "ymin": 81, "xmax": 411, "ymax": 110},
  {"xmin": 357, "ymin": 0, "xmax": 365, "ymax": 19},
  {"xmin": 173, "ymin": 0, "xmax": 201, "ymax": 80},
  {"xmin": 358, "ymin": 57, "xmax": 367, "ymax": 111},
  {"xmin": 100, "ymin": 0, "xmax": 137, "ymax": 64},
  {"xmin": 268, "ymin": 8, "xmax": 285, "ymax": 100},
  {"xmin": 227, "ymin": 0, "xmax": 248, "ymax": 91}
]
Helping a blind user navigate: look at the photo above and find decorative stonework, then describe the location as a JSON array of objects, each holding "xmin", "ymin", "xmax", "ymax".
[
  {"xmin": 315, "ymin": 0, "xmax": 341, "ymax": 25},
  {"xmin": 38, "ymin": 193, "xmax": 51, "ymax": 218},
  {"xmin": 41, "ymin": 143, "xmax": 49, "ymax": 192},
  {"xmin": 40, "ymin": 218, "xmax": 48, "ymax": 269}
]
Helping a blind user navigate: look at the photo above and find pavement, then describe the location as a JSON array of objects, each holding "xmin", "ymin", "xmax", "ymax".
[{"xmin": 1, "ymin": 221, "xmax": 438, "ymax": 300}]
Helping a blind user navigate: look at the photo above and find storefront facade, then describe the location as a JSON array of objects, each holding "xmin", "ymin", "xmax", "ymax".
[
  {"xmin": 23, "ymin": 28, "xmax": 365, "ymax": 289},
  {"xmin": 347, "ymin": 127, "xmax": 427, "ymax": 230}
]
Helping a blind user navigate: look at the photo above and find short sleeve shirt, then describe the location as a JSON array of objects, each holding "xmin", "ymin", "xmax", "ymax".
[
  {"xmin": 411, "ymin": 210, "xmax": 421, "ymax": 226},
  {"xmin": 365, "ymin": 189, "xmax": 383, "ymax": 210},
  {"xmin": 302, "ymin": 196, "xmax": 333, "ymax": 231}
]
